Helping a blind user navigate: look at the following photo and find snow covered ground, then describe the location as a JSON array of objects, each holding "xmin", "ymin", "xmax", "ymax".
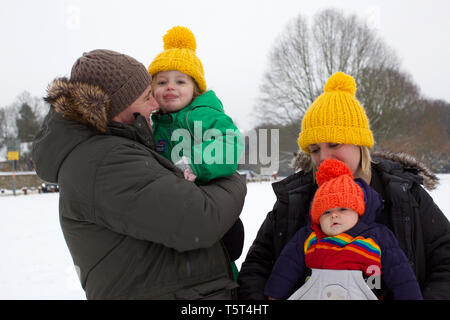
[{"xmin": 1, "ymin": 175, "xmax": 449, "ymax": 300}]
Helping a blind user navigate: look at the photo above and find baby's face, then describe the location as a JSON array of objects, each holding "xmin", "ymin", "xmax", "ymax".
[
  {"xmin": 319, "ymin": 208, "xmax": 359, "ymax": 236},
  {"xmin": 153, "ymin": 70, "xmax": 195, "ymax": 113}
]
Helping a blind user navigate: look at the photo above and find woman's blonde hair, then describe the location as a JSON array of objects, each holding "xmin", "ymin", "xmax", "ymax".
[{"xmin": 360, "ymin": 146, "xmax": 372, "ymax": 180}]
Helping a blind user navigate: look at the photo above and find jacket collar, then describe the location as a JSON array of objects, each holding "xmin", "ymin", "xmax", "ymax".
[
  {"xmin": 272, "ymin": 170, "xmax": 315, "ymax": 203},
  {"xmin": 108, "ymin": 113, "xmax": 155, "ymax": 150}
]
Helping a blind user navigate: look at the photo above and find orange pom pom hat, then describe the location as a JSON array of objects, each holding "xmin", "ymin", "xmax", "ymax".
[{"xmin": 310, "ymin": 158, "xmax": 366, "ymax": 224}]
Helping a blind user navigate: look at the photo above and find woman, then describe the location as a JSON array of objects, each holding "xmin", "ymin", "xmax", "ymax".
[{"xmin": 238, "ymin": 72, "xmax": 450, "ymax": 299}]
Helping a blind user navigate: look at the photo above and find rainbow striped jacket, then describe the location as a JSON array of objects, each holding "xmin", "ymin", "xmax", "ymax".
[{"xmin": 303, "ymin": 232, "xmax": 382, "ymax": 275}]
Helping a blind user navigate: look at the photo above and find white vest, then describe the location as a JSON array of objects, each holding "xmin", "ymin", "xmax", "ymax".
[{"xmin": 288, "ymin": 269, "xmax": 378, "ymax": 300}]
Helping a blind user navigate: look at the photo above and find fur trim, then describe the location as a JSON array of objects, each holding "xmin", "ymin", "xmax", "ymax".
[
  {"xmin": 371, "ymin": 150, "xmax": 439, "ymax": 191},
  {"xmin": 290, "ymin": 149, "xmax": 439, "ymax": 191},
  {"xmin": 290, "ymin": 150, "xmax": 313, "ymax": 173},
  {"xmin": 44, "ymin": 77, "xmax": 110, "ymax": 133}
]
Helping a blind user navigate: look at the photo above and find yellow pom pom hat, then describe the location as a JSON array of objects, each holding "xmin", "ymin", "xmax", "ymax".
[
  {"xmin": 298, "ymin": 72, "xmax": 374, "ymax": 153},
  {"xmin": 148, "ymin": 26, "xmax": 206, "ymax": 92}
]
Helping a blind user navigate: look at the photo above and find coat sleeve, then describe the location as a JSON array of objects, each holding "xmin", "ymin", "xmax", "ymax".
[
  {"xmin": 221, "ymin": 218, "xmax": 245, "ymax": 261},
  {"xmin": 187, "ymin": 107, "xmax": 244, "ymax": 184},
  {"xmin": 264, "ymin": 228, "xmax": 308, "ymax": 300},
  {"xmin": 379, "ymin": 227, "xmax": 423, "ymax": 300},
  {"xmin": 414, "ymin": 183, "xmax": 450, "ymax": 299},
  {"xmin": 238, "ymin": 211, "xmax": 277, "ymax": 300},
  {"xmin": 93, "ymin": 142, "xmax": 247, "ymax": 252}
]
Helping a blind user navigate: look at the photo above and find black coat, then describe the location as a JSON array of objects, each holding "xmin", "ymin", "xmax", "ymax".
[{"xmin": 238, "ymin": 154, "xmax": 450, "ymax": 299}]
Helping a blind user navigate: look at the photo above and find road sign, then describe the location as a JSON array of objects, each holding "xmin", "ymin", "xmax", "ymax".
[{"xmin": 8, "ymin": 151, "xmax": 19, "ymax": 161}]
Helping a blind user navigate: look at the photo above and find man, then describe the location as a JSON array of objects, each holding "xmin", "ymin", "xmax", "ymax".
[{"xmin": 32, "ymin": 49, "xmax": 246, "ymax": 299}]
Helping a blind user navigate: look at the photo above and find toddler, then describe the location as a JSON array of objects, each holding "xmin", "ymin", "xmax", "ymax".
[
  {"xmin": 148, "ymin": 26, "xmax": 245, "ymax": 280},
  {"xmin": 148, "ymin": 26, "xmax": 244, "ymax": 184}
]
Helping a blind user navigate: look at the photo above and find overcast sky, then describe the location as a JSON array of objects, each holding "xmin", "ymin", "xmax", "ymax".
[{"xmin": 1, "ymin": 0, "xmax": 449, "ymax": 130}]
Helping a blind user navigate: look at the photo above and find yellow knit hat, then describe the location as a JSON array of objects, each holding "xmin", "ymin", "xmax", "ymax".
[
  {"xmin": 148, "ymin": 26, "xmax": 206, "ymax": 92},
  {"xmin": 298, "ymin": 72, "xmax": 374, "ymax": 153}
]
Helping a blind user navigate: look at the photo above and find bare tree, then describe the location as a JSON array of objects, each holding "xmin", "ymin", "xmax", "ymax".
[
  {"xmin": 357, "ymin": 67, "xmax": 420, "ymax": 142},
  {"xmin": 378, "ymin": 98, "xmax": 450, "ymax": 173},
  {"xmin": 252, "ymin": 8, "xmax": 450, "ymax": 173},
  {"xmin": 254, "ymin": 9, "xmax": 400, "ymax": 127},
  {"xmin": 256, "ymin": 15, "xmax": 318, "ymax": 125},
  {"xmin": 0, "ymin": 105, "xmax": 19, "ymax": 146}
]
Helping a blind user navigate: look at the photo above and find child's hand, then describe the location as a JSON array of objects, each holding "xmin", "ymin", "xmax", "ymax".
[
  {"xmin": 175, "ymin": 157, "xmax": 196, "ymax": 181},
  {"xmin": 184, "ymin": 169, "xmax": 197, "ymax": 181}
]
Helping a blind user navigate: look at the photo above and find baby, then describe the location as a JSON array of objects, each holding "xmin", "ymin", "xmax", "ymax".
[{"xmin": 264, "ymin": 158, "xmax": 422, "ymax": 300}]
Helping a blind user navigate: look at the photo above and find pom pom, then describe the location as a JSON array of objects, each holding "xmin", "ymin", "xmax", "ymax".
[
  {"xmin": 315, "ymin": 159, "xmax": 353, "ymax": 186},
  {"xmin": 163, "ymin": 26, "xmax": 197, "ymax": 51},
  {"xmin": 324, "ymin": 72, "xmax": 357, "ymax": 96}
]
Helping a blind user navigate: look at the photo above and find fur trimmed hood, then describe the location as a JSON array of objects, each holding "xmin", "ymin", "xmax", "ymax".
[
  {"xmin": 290, "ymin": 149, "xmax": 439, "ymax": 191},
  {"xmin": 44, "ymin": 77, "xmax": 110, "ymax": 133}
]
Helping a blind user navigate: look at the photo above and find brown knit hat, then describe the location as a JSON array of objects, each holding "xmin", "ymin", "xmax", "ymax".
[{"xmin": 70, "ymin": 49, "xmax": 151, "ymax": 119}]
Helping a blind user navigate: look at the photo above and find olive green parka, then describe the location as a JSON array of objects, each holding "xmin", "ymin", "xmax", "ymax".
[{"xmin": 32, "ymin": 78, "xmax": 247, "ymax": 299}]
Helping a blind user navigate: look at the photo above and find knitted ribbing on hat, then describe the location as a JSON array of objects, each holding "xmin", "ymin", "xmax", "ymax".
[
  {"xmin": 297, "ymin": 72, "xmax": 374, "ymax": 153},
  {"xmin": 310, "ymin": 158, "xmax": 365, "ymax": 224},
  {"xmin": 70, "ymin": 49, "xmax": 151, "ymax": 119},
  {"xmin": 148, "ymin": 26, "xmax": 206, "ymax": 92}
]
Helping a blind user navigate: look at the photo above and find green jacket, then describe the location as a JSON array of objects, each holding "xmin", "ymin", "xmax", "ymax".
[
  {"xmin": 31, "ymin": 78, "xmax": 246, "ymax": 299},
  {"xmin": 152, "ymin": 90, "xmax": 244, "ymax": 184}
]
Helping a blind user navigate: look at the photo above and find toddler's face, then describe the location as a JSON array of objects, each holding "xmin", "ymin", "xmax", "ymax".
[
  {"xmin": 153, "ymin": 70, "xmax": 195, "ymax": 113},
  {"xmin": 319, "ymin": 207, "xmax": 359, "ymax": 236}
]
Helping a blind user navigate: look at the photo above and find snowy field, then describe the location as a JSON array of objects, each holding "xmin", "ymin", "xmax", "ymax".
[{"xmin": 1, "ymin": 175, "xmax": 449, "ymax": 300}]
